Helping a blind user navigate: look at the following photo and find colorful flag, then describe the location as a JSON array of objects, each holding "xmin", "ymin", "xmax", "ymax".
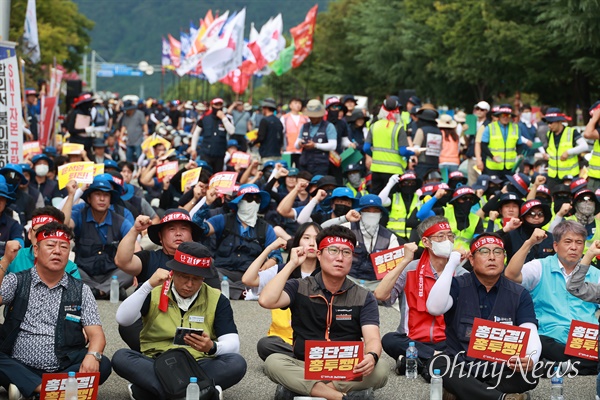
[
  {"xmin": 271, "ymin": 44, "xmax": 295, "ymax": 76},
  {"xmin": 290, "ymin": 5, "xmax": 318, "ymax": 68},
  {"xmin": 0, "ymin": 43, "xmax": 24, "ymax": 164},
  {"xmin": 220, "ymin": 68, "xmax": 250, "ymax": 94},
  {"xmin": 180, "ymin": 31, "xmax": 191, "ymax": 60},
  {"xmin": 168, "ymin": 34, "xmax": 181, "ymax": 68},
  {"xmin": 23, "ymin": 0, "xmax": 40, "ymax": 63},
  {"xmin": 162, "ymin": 37, "xmax": 172, "ymax": 70}
]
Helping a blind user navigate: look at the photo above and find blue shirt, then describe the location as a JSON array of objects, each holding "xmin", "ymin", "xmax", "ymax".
[
  {"xmin": 71, "ymin": 203, "xmax": 133, "ymax": 242},
  {"xmin": 481, "ymin": 123, "xmax": 524, "ymax": 145},
  {"xmin": 0, "ymin": 212, "xmax": 24, "ymax": 249},
  {"xmin": 5, "ymin": 246, "xmax": 80, "ymax": 279}
]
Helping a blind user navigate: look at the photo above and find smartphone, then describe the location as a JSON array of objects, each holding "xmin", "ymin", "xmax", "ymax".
[{"xmin": 173, "ymin": 327, "xmax": 204, "ymax": 346}]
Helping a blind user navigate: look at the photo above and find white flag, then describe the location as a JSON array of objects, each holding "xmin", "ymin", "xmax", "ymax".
[{"xmin": 23, "ymin": 0, "xmax": 40, "ymax": 63}]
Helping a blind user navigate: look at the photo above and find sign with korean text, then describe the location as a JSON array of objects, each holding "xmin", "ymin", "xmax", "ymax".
[
  {"xmin": 141, "ymin": 134, "xmax": 172, "ymax": 159},
  {"xmin": 57, "ymin": 161, "xmax": 94, "ymax": 189},
  {"xmin": 39, "ymin": 96, "xmax": 57, "ymax": 146},
  {"xmin": 93, "ymin": 163, "xmax": 104, "ymax": 176},
  {"xmin": 0, "ymin": 42, "xmax": 24, "ymax": 166},
  {"xmin": 23, "ymin": 140, "xmax": 41, "ymax": 157},
  {"xmin": 564, "ymin": 320, "xmax": 598, "ymax": 360},
  {"xmin": 156, "ymin": 161, "xmax": 179, "ymax": 182},
  {"xmin": 209, "ymin": 171, "xmax": 238, "ymax": 194},
  {"xmin": 40, "ymin": 372, "xmax": 100, "ymax": 400},
  {"xmin": 370, "ymin": 246, "xmax": 405, "ymax": 280},
  {"xmin": 62, "ymin": 142, "xmax": 85, "ymax": 155},
  {"xmin": 231, "ymin": 151, "xmax": 251, "ymax": 168},
  {"xmin": 467, "ymin": 318, "xmax": 530, "ymax": 363},
  {"xmin": 181, "ymin": 167, "xmax": 202, "ymax": 192},
  {"xmin": 305, "ymin": 341, "xmax": 363, "ymax": 381}
]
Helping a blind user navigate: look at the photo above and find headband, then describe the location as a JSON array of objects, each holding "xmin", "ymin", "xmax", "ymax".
[
  {"xmin": 471, "ymin": 236, "xmax": 504, "ymax": 253},
  {"xmin": 496, "ymin": 107, "xmax": 513, "ymax": 114},
  {"xmin": 318, "ymin": 236, "xmax": 355, "ymax": 252},
  {"xmin": 36, "ymin": 229, "xmax": 71, "ymax": 243},
  {"xmin": 422, "ymin": 222, "xmax": 451, "ymax": 238},
  {"xmin": 173, "ymin": 249, "xmax": 212, "ymax": 268},
  {"xmin": 32, "ymin": 215, "xmax": 60, "ymax": 226},
  {"xmin": 160, "ymin": 212, "xmax": 191, "ymax": 224},
  {"xmin": 511, "ymin": 174, "xmax": 529, "ymax": 191}
]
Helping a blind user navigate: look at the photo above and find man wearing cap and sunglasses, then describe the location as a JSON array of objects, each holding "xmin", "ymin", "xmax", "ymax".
[
  {"xmin": 112, "ymin": 242, "xmax": 247, "ymax": 399},
  {"xmin": 427, "ymin": 233, "xmax": 541, "ymax": 400}
]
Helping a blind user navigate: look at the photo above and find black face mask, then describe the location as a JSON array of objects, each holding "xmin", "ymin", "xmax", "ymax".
[
  {"xmin": 400, "ymin": 185, "xmax": 414, "ymax": 195},
  {"xmin": 333, "ymin": 204, "xmax": 352, "ymax": 217},
  {"xmin": 327, "ymin": 111, "xmax": 339, "ymax": 123},
  {"xmin": 438, "ymin": 194, "xmax": 453, "ymax": 206},
  {"xmin": 554, "ymin": 199, "xmax": 570, "ymax": 214},
  {"xmin": 454, "ymin": 201, "xmax": 473, "ymax": 216}
]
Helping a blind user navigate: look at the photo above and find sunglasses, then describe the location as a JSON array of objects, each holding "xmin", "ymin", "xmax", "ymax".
[
  {"xmin": 526, "ymin": 211, "xmax": 545, "ymax": 218},
  {"xmin": 244, "ymin": 194, "xmax": 261, "ymax": 203}
]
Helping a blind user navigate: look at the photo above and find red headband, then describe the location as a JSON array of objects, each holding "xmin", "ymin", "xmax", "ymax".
[
  {"xmin": 471, "ymin": 236, "xmax": 504, "ymax": 253},
  {"xmin": 160, "ymin": 212, "xmax": 191, "ymax": 224},
  {"xmin": 173, "ymin": 249, "xmax": 212, "ymax": 268},
  {"xmin": 318, "ymin": 236, "xmax": 355, "ymax": 252},
  {"xmin": 423, "ymin": 222, "xmax": 451, "ymax": 238},
  {"xmin": 32, "ymin": 215, "xmax": 60, "ymax": 227},
  {"xmin": 511, "ymin": 174, "xmax": 529, "ymax": 191},
  {"xmin": 36, "ymin": 229, "xmax": 71, "ymax": 243},
  {"xmin": 496, "ymin": 107, "xmax": 513, "ymax": 114}
]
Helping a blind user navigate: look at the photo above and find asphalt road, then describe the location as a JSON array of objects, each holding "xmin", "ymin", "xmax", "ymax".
[{"xmin": 0, "ymin": 299, "xmax": 596, "ymax": 399}]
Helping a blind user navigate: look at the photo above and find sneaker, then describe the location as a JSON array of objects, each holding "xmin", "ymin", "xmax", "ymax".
[
  {"xmin": 394, "ymin": 355, "xmax": 406, "ymax": 375},
  {"xmin": 127, "ymin": 384, "xmax": 135, "ymax": 400},
  {"xmin": 8, "ymin": 384, "xmax": 22, "ymax": 400},
  {"xmin": 503, "ymin": 393, "xmax": 530, "ymax": 400},
  {"xmin": 215, "ymin": 385, "xmax": 223, "ymax": 400},
  {"xmin": 345, "ymin": 388, "xmax": 374, "ymax": 400},
  {"xmin": 274, "ymin": 384, "xmax": 300, "ymax": 400}
]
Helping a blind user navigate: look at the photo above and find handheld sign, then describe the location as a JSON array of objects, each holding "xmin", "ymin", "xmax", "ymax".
[
  {"xmin": 564, "ymin": 320, "xmax": 598, "ymax": 360},
  {"xmin": 467, "ymin": 318, "xmax": 530, "ymax": 363},
  {"xmin": 23, "ymin": 141, "xmax": 42, "ymax": 158},
  {"xmin": 209, "ymin": 172, "xmax": 238, "ymax": 195},
  {"xmin": 370, "ymin": 246, "xmax": 405, "ymax": 280},
  {"xmin": 231, "ymin": 152, "xmax": 251, "ymax": 168},
  {"xmin": 156, "ymin": 161, "xmax": 179, "ymax": 182},
  {"xmin": 62, "ymin": 143, "xmax": 85, "ymax": 155},
  {"xmin": 93, "ymin": 164, "xmax": 105, "ymax": 176},
  {"xmin": 41, "ymin": 372, "xmax": 100, "ymax": 400},
  {"xmin": 181, "ymin": 167, "xmax": 202, "ymax": 192},
  {"xmin": 305, "ymin": 340, "xmax": 363, "ymax": 381},
  {"xmin": 57, "ymin": 162, "xmax": 94, "ymax": 189}
]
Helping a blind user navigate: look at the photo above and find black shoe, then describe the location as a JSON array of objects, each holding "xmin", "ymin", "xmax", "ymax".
[
  {"xmin": 274, "ymin": 384, "xmax": 300, "ymax": 400},
  {"xmin": 344, "ymin": 388, "xmax": 374, "ymax": 400},
  {"xmin": 91, "ymin": 288, "xmax": 109, "ymax": 300},
  {"xmin": 119, "ymin": 287, "xmax": 128, "ymax": 301},
  {"xmin": 394, "ymin": 355, "xmax": 406, "ymax": 375}
]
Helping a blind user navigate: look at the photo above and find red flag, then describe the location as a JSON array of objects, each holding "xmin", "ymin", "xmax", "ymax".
[
  {"xmin": 168, "ymin": 34, "xmax": 181, "ymax": 68},
  {"xmin": 220, "ymin": 69, "xmax": 250, "ymax": 94},
  {"xmin": 290, "ymin": 5, "xmax": 318, "ymax": 68}
]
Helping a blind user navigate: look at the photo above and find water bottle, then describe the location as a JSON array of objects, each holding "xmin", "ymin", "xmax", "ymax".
[
  {"xmin": 406, "ymin": 341, "xmax": 418, "ymax": 379},
  {"xmin": 221, "ymin": 276, "xmax": 230, "ymax": 299},
  {"xmin": 110, "ymin": 275, "xmax": 119, "ymax": 303},
  {"xmin": 64, "ymin": 371, "xmax": 78, "ymax": 400},
  {"xmin": 550, "ymin": 367, "xmax": 564, "ymax": 400},
  {"xmin": 359, "ymin": 279, "xmax": 365, "ymax": 288},
  {"xmin": 186, "ymin": 377, "xmax": 200, "ymax": 400},
  {"xmin": 430, "ymin": 369, "xmax": 442, "ymax": 400}
]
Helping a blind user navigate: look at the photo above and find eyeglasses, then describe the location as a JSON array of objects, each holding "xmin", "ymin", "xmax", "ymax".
[
  {"xmin": 428, "ymin": 233, "xmax": 456, "ymax": 242},
  {"xmin": 475, "ymin": 247, "xmax": 505, "ymax": 257},
  {"xmin": 323, "ymin": 246, "xmax": 353, "ymax": 258},
  {"xmin": 526, "ymin": 211, "xmax": 544, "ymax": 218},
  {"xmin": 244, "ymin": 194, "xmax": 261, "ymax": 203}
]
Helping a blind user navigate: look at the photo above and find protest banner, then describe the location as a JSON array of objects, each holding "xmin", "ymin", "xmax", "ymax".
[
  {"xmin": 62, "ymin": 143, "xmax": 85, "ymax": 155},
  {"xmin": 0, "ymin": 41, "xmax": 24, "ymax": 166},
  {"xmin": 564, "ymin": 320, "xmax": 598, "ymax": 361},
  {"xmin": 40, "ymin": 372, "xmax": 100, "ymax": 400},
  {"xmin": 209, "ymin": 171, "xmax": 238, "ymax": 194},
  {"xmin": 467, "ymin": 318, "xmax": 530, "ymax": 363},
  {"xmin": 93, "ymin": 163, "xmax": 104, "ymax": 176},
  {"xmin": 231, "ymin": 151, "xmax": 251, "ymax": 168},
  {"xmin": 369, "ymin": 246, "xmax": 405, "ymax": 280},
  {"xmin": 57, "ymin": 161, "xmax": 94, "ymax": 189},
  {"xmin": 305, "ymin": 340, "xmax": 363, "ymax": 381},
  {"xmin": 181, "ymin": 167, "xmax": 202, "ymax": 191},
  {"xmin": 23, "ymin": 140, "xmax": 41, "ymax": 157},
  {"xmin": 156, "ymin": 161, "xmax": 179, "ymax": 182}
]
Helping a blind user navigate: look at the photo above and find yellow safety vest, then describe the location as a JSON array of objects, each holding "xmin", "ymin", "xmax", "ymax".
[
  {"xmin": 370, "ymin": 119, "xmax": 407, "ymax": 174},
  {"xmin": 444, "ymin": 205, "xmax": 480, "ymax": 251},
  {"xmin": 588, "ymin": 140, "xmax": 600, "ymax": 179},
  {"xmin": 387, "ymin": 193, "xmax": 419, "ymax": 239},
  {"xmin": 267, "ymin": 308, "xmax": 293, "ymax": 345},
  {"xmin": 547, "ymin": 127, "xmax": 579, "ymax": 179},
  {"xmin": 486, "ymin": 121, "xmax": 519, "ymax": 171}
]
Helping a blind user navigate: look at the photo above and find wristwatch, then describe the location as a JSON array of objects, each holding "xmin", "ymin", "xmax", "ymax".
[
  {"xmin": 86, "ymin": 352, "xmax": 102, "ymax": 362},
  {"xmin": 206, "ymin": 341, "xmax": 218, "ymax": 356}
]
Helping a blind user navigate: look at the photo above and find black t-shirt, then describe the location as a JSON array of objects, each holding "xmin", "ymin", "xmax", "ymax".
[{"xmin": 136, "ymin": 249, "xmax": 173, "ymax": 285}]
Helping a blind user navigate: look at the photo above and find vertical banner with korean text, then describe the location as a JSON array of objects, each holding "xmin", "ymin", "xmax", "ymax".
[{"xmin": 0, "ymin": 42, "xmax": 24, "ymax": 166}]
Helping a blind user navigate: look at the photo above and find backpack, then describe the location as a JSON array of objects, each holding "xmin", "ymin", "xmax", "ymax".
[
  {"xmin": 218, "ymin": 212, "xmax": 268, "ymax": 248},
  {"xmin": 153, "ymin": 348, "xmax": 219, "ymax": 400}
]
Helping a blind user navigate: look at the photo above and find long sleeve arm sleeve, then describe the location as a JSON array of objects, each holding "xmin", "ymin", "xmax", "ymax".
[
  {"xmin": 426, "ymin": 252, "xmax": 461, "ymax": 315},
  {"xmin": 115, "ymin": 281, "xmax": 153, "ymax": 326}
]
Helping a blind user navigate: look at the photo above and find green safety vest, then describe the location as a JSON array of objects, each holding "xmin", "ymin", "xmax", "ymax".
[
  {"xmin": 585, "ymin": 219, "xmax": 600, "ymax": 254},
  {"xmin": 401, "ymin": 111, "xmax": 411, "ymax": 130},
  {"xmin": 370, "ymin": 119, "xmax": 407, "ymax": 174},
  {"xmin": 486, "ymin": 121, "xmax": 519, "ymax": 171},
  {"xmin": 444, "ymin": 204, "xmax": 480, "ymax": 251},
  {"xmin": 588, "ymin": 140, "xmax": 600, "ymax": 179},
  {"xmin": 387, "ymin": 193, "xmax": 419, "ymax": 239},
  {"xmin": 547, "ymin": 127, "xmax": 579, "ymax": 179}
]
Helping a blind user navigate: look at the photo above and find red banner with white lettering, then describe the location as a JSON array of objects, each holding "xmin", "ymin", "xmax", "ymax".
[
  {"xmin": 369, "ymin": 246, "xmax": 405, "ymax": 280},
  {"xmin": 304, "ymin": 340, "xmax": 363, "ymax": 381},
  {"xmin": 39, "ymin": 96, "xmax": 57, "ymax": 146},
  {"xmin": 467, "ymin": 318, "xmax": 530, "ymax": 363},
  {"xmin": 290, "ymin": 5, "xmax": 318, "ymax": 68},
  {"xmin": 564, "ymin": 320, "xmax": 599, "ymax": 360},
  {"xmin": 40, "ymin": 372, "xmax": 100, "ymax": 400}
]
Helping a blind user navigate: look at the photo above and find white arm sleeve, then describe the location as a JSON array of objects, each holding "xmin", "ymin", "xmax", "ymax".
[
  {"xmin": 567, "ymin": 137, "xmax": 590, "ymax": 155},
  {"xmin": 321, "ymin": 216, "xmax": 348, "ymax": 228},
  {"xmin": 115, "ymin": 281, "xmax": 153, "ymax": 326},
  {"xmin": 521, "ymin": 322, "xmax": 541, "ymax": 363},
  {"xmin": 378, "ymin": 179, "xmax": 397, "ymax": 207},
  {"xmin": 315, "ymin": 139, "xmax": 336, "ymax": 152},
  {"xmin": 426, "ymin": 252, "xmax": 461, "ymax": 315},
  {"xmin": 189, "ymin": 197, "xmax": 207, "ymax": 219},
  {"xmin": 215, "ymin": 333, "xmax": 240, "ymax": 355},
  {"xmin": 341, "ymin": 136, "xmax": 352, "ymax": 148},
  {"xmin": 191, "ymin": 125, "xmax": 202, "ymax": 150},
  {"xmin": 297, "ymin": 198, "xmax": 318, "ymax": 224},
  {"xmin": 548, "ymin": 215, "xmax": 563, "ymax": 233},
  {"xmin": 58, "ymin": 188, "xmax": 83, "ymax": 211},
  {"xmin": 222, "ymin": 117, "xmax": 235, "ymax": 134}
]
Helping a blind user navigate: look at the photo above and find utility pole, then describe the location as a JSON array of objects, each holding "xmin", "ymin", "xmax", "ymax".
[
  {"xmin": 0, "ymin": 0, "xmax": 10, "ymax": 42},
  {"xmin": 91, "ymin": 50, "xmax": 97, "ymax": 92}
]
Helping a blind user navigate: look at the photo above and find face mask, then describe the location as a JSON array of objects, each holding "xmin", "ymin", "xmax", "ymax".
[
  {"xmin": 347, "ymin": 173, "xmax": 362, "ymax": 188},
  {"xmin": 520, "ymin": 112, "xmax": 532, "ymax": 125},
  {"xmin": 438, "ymin": 194, "xmax": 453, "ymax": 206},
  {"xmin": 333, "ymin": 204, "xmax": 352, "ymax": 217},
  {"xmin": 576, "ymin": 201, "xmax": 596, "ymax": 216},
  {"xmin": 35, "ymin": 164, "xmax": 49, "ymax": 177},
  {"xmin": 236, "ymin": 200, "xmax": 260, "ymax": 227},
  {"xmin": 454, "ymin": 201, "xmax": 473, "ymax": 216},
  {"xmin": 360, "ymin": 212, "xmax": 381, "ymax": 231},
  {"xmin": 431, "ymin": 240, "xmax": 453, "ymax": 258},
  {"xmin": 400, "ymin": 185, "xmax": 414, "ymax": 195},
  {"xmin": 327, "ymin": 111, "xmax": 339, "ymax": 123},
  {"xmin": 554, "ymin": 198, "xmax": 570, "ymax": 214}
]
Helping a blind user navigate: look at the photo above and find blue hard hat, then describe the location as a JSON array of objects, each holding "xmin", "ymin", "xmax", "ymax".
[
  {"xmin": 356, "ymin": 194, "xmax": 388, "ymax": 215},
  {"xmin": 31, "ymin": 154, "xmax": 54, "ymax": 169},
  {"xmin": 228, "ymin": 183, "xmax": 271, "ymax": 211},
  {"xmin": 227, "ymin": 139, "xmax": 239, "ymax": 149},
  {"xmin": 81, "ymin": 177, "xmax": 118, "ymax": 204}
]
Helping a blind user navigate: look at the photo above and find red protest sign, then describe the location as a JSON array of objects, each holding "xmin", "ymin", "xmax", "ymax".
[
  {"xmin": 41, "ymin": 372, "xmax": 100, "ymax": 400},
  {"xmin": 231, "ymin": 151, "xmax": 251, "ymax": 168},
  {"xmin": 466, "ymin": 318, "xmax": 530, "ymax": 363},
  {"xmin": 209, "ymin": 171, "xmax": 238, "ymax": 194},
  {"xmin": 564, "ymin": 320, "xmax": 599, "ymax": 360},
  {"xmin": 156, "ymin": 161, "xmax": 179, "ymax": 182},
  {"xmin": 370, "ymin": 246, "xmax": 405, "ymax": 280},
  {"xmin": 305, "ymin": 340, "xmax": 363, "ymax": 381}
]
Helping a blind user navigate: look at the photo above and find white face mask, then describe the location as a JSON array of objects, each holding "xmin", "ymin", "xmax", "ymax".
[
  {"xmin": 360, "ymin": 212, "xmax": 381, "ymax": 232},
  {"xmin": 35, "ymin": 164, "xmax": 49, "ymax": 177},
  {"xmin": 237, "ymin": 200, "xmax": 260, "ymax": 227},
  {"xmin": 431, "ymin": 240, "xmax": 454, "ymax": 258},
  {"xmin": 520, "ymin": 112, "xmax": 532, "ymax": 126},
  {"xmin": 347, "ymin": 172, "xmax": 362, "ymax": 188}
]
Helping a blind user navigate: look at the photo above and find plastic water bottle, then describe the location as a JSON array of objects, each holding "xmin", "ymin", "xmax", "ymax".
[
  {"xmin": 221, "ymin": 276, "xmax": 230, "ymax": 299},
  {"xmin": 65, "ymin": 371, "xmax": 78, "ymax": 400},
  {"xmin": 359, "ymin": 279, "xmax": 365, "ymax": 288},
  {"xmin": 430, "ymin": 369, "xmax": 442, "ymax": 400},
  {"xmin": 551, "ymin": 367, "xmax": 564, "ymax": 400},
  {"xmin": 406, "ymin": 341, "xmax": 418, "ymax": 379},
  {"xmin": 110, "ymin": 275, "xmax": 119, "ymax": 303},
  {"xmin": 186, "ymin": 377, "xmax": 200, "ymax": 400}
]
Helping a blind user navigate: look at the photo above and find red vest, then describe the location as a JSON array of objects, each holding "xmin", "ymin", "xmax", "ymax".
[{"xmin": 282, "ymin": 113, "xmax": 309, "ymax": 153}]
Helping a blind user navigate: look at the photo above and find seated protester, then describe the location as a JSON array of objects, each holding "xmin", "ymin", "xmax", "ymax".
[
  {"xmin": 91, "ymin": 138, "xmax": 111, "ymax": 164},
  {"xmin": 323, "ymin": 194, "xmax": 400, "ymax": 291},
  {"xmin": 28, "ymin": 154, "xmax": 61, "ymax": 206},
  {"xmin": 4, "ymin": 207, "xmax": 80, "ymax": 278},
  {"xmin": 276, "ymin": 174, "xmax": 332, "ymax": 224},
  {"xmin": 137, "ymin": 157, "xmax": 169, "ymax": 205},
  {"xmin": 118, "ymin": 161, "xmax": 144, "ymax": 198},
  {"xmin": 344, "ymin": 163, "xmax": 368, "ymax": 199},
  {"xmin": 374, "ymin": 216, "xmax": 469, "ymax": 378},
  {"xmin": 0, "ymin": 222, "xmax": 111, "ymax": 399},
  {"xmin": 157, "ymin": 159, "xmax": 202, "ymax": 210},
  {"xmin": 499, "ymin": 199, "xmax": 555, "ymax": 263},
  {"xmin": 0, "ymin": 177, "xmax": 24, "ymax": 256},
  {"xmin": 242, "ymin": 223, "xmax": 322, "ymax": 361},
  {"xmin": 263, "ymin": 167, "xmax": 309, "ymax": 238},
  {"xmin": 62, "ymin": 178, "xmax": 135, "ymax": 299},
  {"xmin": 477, "ymin": 192, "xmax": 523, "ymax": 233},
  {"xmin": 297, "ymin": 186, "xmax": 357, "ymax": 225},
  {"xmin": 178, "ymin": 172, "xmax": 210, "ymax": 212},
  {"xmin": 259, "ymin": 225, "xmax": 388, "ymax": 400},
  {"xmin": 0, "ymin": 163, "xmax": 35, "ymax": 227},
  {"xmin": 192, "ymin": 184, "xmax": 283, "ymax": 299},
  {"xmin": 550, "ymin": 189, "xmax": 600, "ymax": 253},
  {"xmin": 113, "ymin": 242, "xmax": 247, "ymax": 400},
  {"xmin": 19, "ymin": 163, "xmax": 44, "ymax": 209},
  {"xmin": 507, "ymin": 221, "xmax": 599, "ymax": 375},
  {"xmin": 447, "ymin": 171, "xmax": 468, "ymax": 191},
  {"xmin": 379, "ymin": 172, "xmax": 423, "ymax": 244},
  {"xmin": 426, "ymin": 233, "xmax": 541, "ymax": 399},
  {"xmin": 122, "ymin": 182, "xmax": 160, "ymax": 224}
]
